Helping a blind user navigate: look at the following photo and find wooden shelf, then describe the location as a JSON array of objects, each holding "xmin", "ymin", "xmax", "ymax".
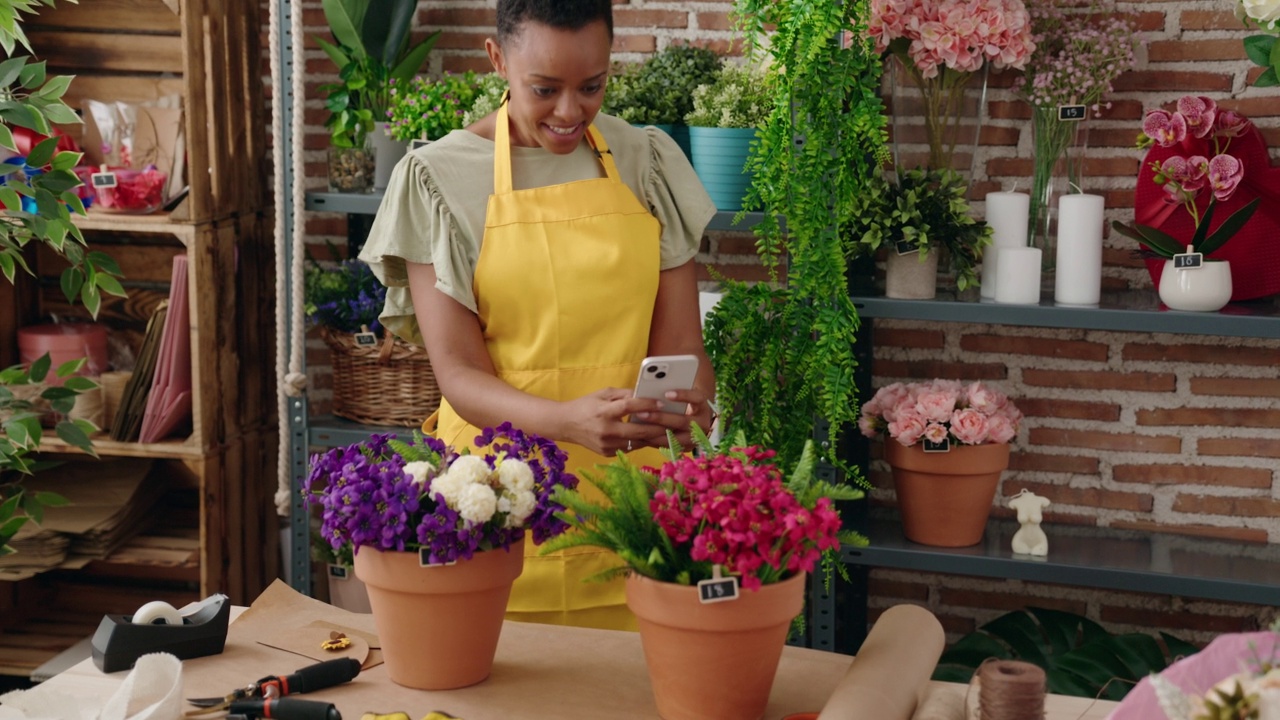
[
  {"xmin": 73, "ymin": 210, "xmax": 198, "ymax": 245},
  {"xmin": 37, "ymin": 434, "xmax": 206, "ymax": 461}
]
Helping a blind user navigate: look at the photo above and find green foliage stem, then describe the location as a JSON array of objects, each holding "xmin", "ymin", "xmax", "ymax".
[{"xmin": 704, "ymin": 0, "xmax": 887, "ymax": 482}]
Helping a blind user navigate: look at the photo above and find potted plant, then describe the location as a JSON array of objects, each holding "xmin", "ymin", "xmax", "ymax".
[
  {"xmin": 304, "ymin": 254, "xmax": 439, "ymax": 426},
  {"xmin": 315, "ymin": 0, "xmax": 440, "ymax": 192},
  {"xmin": 3, "ymin": 10, "xmax": 124, "ymax": 556},
  {"xmin": 845, "ymin": 167, "xmax": 992, "ymax": 299},
  {"xmin": 859, "ymin": 380, "xmax": 1023, "ymax": 547},
  {"xmin": 683, "ymin": 64, "xmax": 771, "ymax": 211},
  {"xmin": 542, "ymin": 432, "xmax": 863, "ymax": 720},
  {"xmin": 303, "ymin": 424, "xmax": 577, "ymax": 690},
  {"xmin": 602, "ymin": 44, "xmax": 721, "ymax": 155},
  {"xmin": 1110, "ymin": 97, "xmax": 1263, "ymax": 312},
  {"xmin": 385, "ymin": 71, "xmax": 480, "ymax": 144}
]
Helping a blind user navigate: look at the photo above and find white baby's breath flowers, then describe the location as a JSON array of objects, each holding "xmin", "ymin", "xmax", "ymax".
[
  {"xmin": 402, "ymin": 460, "xmax": 435, "ymax": 485},
  {"xmin": 430, "ymin": 454, "xmax": 488, "ymax": 504},
  {"xmin": 457, "ymin": 482, "xmax": 498, "ymax": 524},
  {"xmin": 497, "ymin": 459, "xmax": 535, "ymax": 493}
]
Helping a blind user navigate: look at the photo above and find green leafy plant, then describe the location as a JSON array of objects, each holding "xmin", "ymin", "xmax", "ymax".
[
  {"xmin": 683, "ymin": 65, "xmax": 772, "ymax": 129},
  {"xmin": 933, "ymin": 607, "xmax": 1200, "ymax": 700},
  {"xmin": 603, "ymin": 44, "xmax": 722, "ymax": 126},
  {"xmin": 461, "ymin": 73, "xmax": 508, "ymax": 127},
  {"xmin": 386, "ymin": 71, "xmax": 479, "ymax": 142},
  {"xmin": 303, "ymin": 249, "xmax": 386, "ymax": 335},
  {"xmin": 0, "ymin": 0, "xmax": 69, "ymax": 54},
  {"xmin": 315, "ymin": 0, "xmax": 440, "ymax": 148},
  {"xmin": 703, "ymin": 1, "xmax": 887, "ymax": 478},
  {"xmin": 845, "ymin": 167, "xmax": 992, "ymax": 291}
]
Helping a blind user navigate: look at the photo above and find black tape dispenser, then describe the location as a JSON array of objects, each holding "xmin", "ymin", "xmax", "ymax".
[{"xmin": 91, "ymin": 593, "xmax": 231, "ymax": 673}]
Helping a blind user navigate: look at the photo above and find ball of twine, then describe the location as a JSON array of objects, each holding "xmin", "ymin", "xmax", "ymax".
[{"xmin": 977, "ymin": 659, "xmax": 1046, "ymax": 720}]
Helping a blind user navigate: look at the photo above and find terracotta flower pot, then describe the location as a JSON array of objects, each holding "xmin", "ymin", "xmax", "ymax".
[
  {"xmin": 884, "ymin": 441, "xmax": 1010, "ymax": 547},
  {"xmin": 354, "ymin": 538, "xmax": 524, "ymax": 690},
  {"xmin": 626, "ymin": 571, "xmax": 805, "ymax": 720}
]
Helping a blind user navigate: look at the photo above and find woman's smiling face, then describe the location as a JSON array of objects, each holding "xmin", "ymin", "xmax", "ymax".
[{"xmin": 486, "ymin": 18, "xmax": 611, "ymax": 154}]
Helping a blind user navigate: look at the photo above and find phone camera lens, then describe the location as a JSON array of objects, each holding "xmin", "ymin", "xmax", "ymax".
[
  {"xmin": 646, "ymin": 366, "xmax": 657, "ymax": 373},
  {"xmin": 656, "ymin": 371, "xmax": 667, "ymax": 379}
]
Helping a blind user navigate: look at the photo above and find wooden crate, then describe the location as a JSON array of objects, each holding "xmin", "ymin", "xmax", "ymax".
[{"xmin": 26, "ymin": 0, "xmax": 266, "ymax": 223}]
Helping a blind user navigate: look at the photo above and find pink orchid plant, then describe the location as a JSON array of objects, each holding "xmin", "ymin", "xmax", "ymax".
[
  {"xmin": 859, "ymin": 380, "xmax": 1023, "ymax": 447},
  {"xmin": 1112, "ymin": 96, "xmax": 1261, "ymax": 260}
]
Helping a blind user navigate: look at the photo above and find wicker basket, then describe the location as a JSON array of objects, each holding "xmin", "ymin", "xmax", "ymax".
[{"xmin": 321, "ymin": 327, "xmax": 442, "ymax": 427}]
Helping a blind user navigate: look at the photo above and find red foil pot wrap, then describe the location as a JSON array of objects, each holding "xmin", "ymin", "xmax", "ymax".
[{"xmin": 96, "ymin": 167, "xmax": 167, "ymax": 213}]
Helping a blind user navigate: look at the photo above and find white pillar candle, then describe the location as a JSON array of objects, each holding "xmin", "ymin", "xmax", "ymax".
[
  {"xmin": 981, "ymin": 192, "xmax": 1031, "ymax": 299},
  {"xmin": 994, "ymin": 247, "xmax": 1043, "ymax": 304},
  {"xmin": 1054, "ymin": 193, "xmax": 1105, "ymax": 306}
]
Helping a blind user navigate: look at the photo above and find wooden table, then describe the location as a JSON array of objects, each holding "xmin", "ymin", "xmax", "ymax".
[{"xmin": 21, "ymin": 589, "xmax": 1118, "ymax": 720}]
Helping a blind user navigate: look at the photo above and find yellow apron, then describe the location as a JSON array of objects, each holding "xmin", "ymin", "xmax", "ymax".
[{"xmin": 426, "ymin": 104, "xmax": 667, "ymax": 630}]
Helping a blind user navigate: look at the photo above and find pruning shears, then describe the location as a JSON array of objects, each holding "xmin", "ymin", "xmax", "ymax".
[{"xmin": 186, "ymin": 657, "xmax": 360, "ymax": 720}]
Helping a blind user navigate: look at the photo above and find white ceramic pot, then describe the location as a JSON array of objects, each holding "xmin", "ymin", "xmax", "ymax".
[
  {"xmin": 372, "ymin": 121, "xmax": 408, "ymax": 191},
  {"xmin": 1158, "ymin": 258, "xmax": 1232, "ymax": 312}
]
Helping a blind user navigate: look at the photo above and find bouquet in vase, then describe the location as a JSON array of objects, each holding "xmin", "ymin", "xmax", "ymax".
[
  {"xmin": 859, "ymin": 380, "xmax": 1023, "ymax": 448},
  {"xmin": 1018, "ymin": 0, "xmax": 1136, "ymax": 262},
  {"xmin": 869, "ymin": 0, "xmax": 1035, "ymax": 174}
]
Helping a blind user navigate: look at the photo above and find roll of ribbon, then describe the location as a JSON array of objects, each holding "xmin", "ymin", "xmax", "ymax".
[
  {"xmin": 816, "ymin": 604, "xmax": 946, "ymax": 720},
  {"xmin": 131, "ymin": 601, "xmax": 182, "ymax": 626},
  {"xmin": 977, "ymin": 659, "xmax": 1046, "ymax": 720}
]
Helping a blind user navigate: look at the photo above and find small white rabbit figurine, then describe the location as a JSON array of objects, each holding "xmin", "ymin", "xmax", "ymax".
[{"xmin": 1009, "ymin": 489, "xmax": 1051, "ymax": 556}]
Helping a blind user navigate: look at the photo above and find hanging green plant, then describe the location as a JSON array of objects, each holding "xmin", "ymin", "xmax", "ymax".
[
  {"xmin": 933, "ymin": 606, "xmax": 1200, "ymax": 700},
  {"xmin": 704, "ymin": 1, "xmax": 888, "ymax": 482}
]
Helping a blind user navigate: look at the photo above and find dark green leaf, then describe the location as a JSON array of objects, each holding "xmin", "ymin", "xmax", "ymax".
[
  {"xmin": 40, "ymin": 386, "xmax": 77, "ymax": 401},
  {"xmin": 4, "ymin": 419, "xmax": 31, "ymax": 447},
  {"xmin": 32, "ymin": 74, "xmax": 72, "ymax": 100},
  {"xmin": 87, "ymin": 251, "xmax": 122, "ymax": 277},
  {"xmin": 28, "ymin": 352, "xmax": 50, "ymax": 382},
  {"xmin": 55, "ymin": 419, "xmax": 95, "ymax": 455},
  {"xmin": 1132, "ymin": 223, "xmax": 1186, "ymax": 258},
  {"xmin": 39, "ymin": 100, "xmax": 79, "ymax": 125},
  {"xmin": 1102, "ymin": 633, "xmax": 1167, "ymax": 679},
  {"xmin": 0, "ymin": 122, "xmax": 13, "ymax": 152},
  {"xmin": 1200, "ymin": 197, "xmax": 1261, "ymax": 256},
  {"xmin": 935, "ymin": 632, "xmax": 1012, "ymax": 671},
  {"xmin": 33, "ymin": 491, "xmax": 69, "ymax": 507},
  {"xmin": 62, "ymin": 375, "xmax": 96, "ymax": 392},
  {"xmin": 60, "ymin": 267, "xmax": 84, "ymax": 305},
  {"xmin": 80, "ymin": 281, "xmax": 102, "ymax": 318},
  {"xmin": 1244, "ymin": 34, "xmax": 1276, "ymax": 67},
  {"xmin": 314, "ymin": 36, "xmax": 351, "ymax": 70},
  {"xmin": 0, "ymin": 55, "xmax": 25, "ymax": 87},
  {"xmin": 95, "ymin": 273, "xmax": 126, "ymax": 297},
  {"xmin": 1026, "ymin": 607, "xmax": 1083, "ymax": 657},
  {"xmin": 17, "ymin": 59, "xmax": 44, "ymax": 89},
  {"xmin": 0, "ymin": 186, "xmax": 20, "ymax": 211},
  {"xmin": 0, "ymin": 516, "xmax": 28, "ymax": 541},
  {"xmin": 55, "ymin": 357, "xmax": 87, "ymax": 378},
  {"xmin": 1253, "ymin": 66, "xmax": 1280, "ymax": 87},
  {"xmin": 1189, "ymin": 199, "xmax": 1216, "ymax": 249},
  {"xmin": 0, "ymin": 100, "xmax": 40, "ymax": 131},
  {"xmin": 979, "ymin": 611, "xmax": 1049, "ymax": 667},
  {"xmin": 25, "ymin": 134, "xmax": 60, "ymax": 168},
  {"xmin": 50, "ymin": 150, "xmax": 82, "ymax": 172},
  {"xmin": 0, "ymin": 493, "xmax": 22, "ymax": 520},
  {"xmin": 389, "ymin": 32, "xmax": 439, "ymax": 87},
  {"xmin": 20, "ymin": 493, "xmax": 42, "ymax": 524},
  {"xmin": 321, "ymin": 0, "xmax": 369, "ymax": 57},
  {"xmin": 1160, "ymin": 632, "xmax": 1201, "ymax": 662},
  {"xmin": 362, "ymin": 0, "xmax": 415, "ymax": 67}
]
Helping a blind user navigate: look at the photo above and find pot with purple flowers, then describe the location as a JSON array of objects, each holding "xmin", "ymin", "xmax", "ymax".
[{"xmin": 303, "ymin": 424, "xmax": 577, "ymax": 689}]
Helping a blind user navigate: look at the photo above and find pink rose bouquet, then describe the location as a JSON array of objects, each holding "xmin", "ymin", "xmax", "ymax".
[
  {"xmin": 859, "ymin": 380, "xmax": 1023, "ymax": 447},
  {"xmin": 1112, "ymin": 96, "xmax": 1261, "ymax": 260},
  {"xmin": 869, "ymin": 0, "xmax": 1035, "ymax": 170},
  {"xmin": 542, "ymin": 432, "xmax": 865, "ymax": 591}
]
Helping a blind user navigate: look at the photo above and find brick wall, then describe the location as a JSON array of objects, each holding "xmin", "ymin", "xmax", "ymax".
[{"xmin": 277, "ymin": 0, "xmax": 1280, "ymax": 641}]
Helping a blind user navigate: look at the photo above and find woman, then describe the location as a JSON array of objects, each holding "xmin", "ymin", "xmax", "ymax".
[{"xmin": 359, "ymin": 0, "xmax": 718, "ymax": 630}]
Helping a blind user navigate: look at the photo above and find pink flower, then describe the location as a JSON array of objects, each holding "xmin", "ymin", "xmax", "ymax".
[
  {"xmin": 1207, "ymin": 154, "xmax": 1245, "ymax": 201},
  {"xmin": 950, "ymin": 408, "xmax": 991, "ymax": 444},
  {"xmin": 1213, "ymin": 109, "xmax": 1250, "ymax": 138},
  {"xmin": 923, "ymin": 422, "xmax": 949, "ymax": 444},
  {"xmin": 1143, "ymin": 109, "xmax": 1187, "ymax": 147},
  {"xmin": 965, "ymin": 381, "xmax": 1007, "ymax": 414},
  {"xmin": 889, "ymin": 410, "xmax": 927, "ymax": 446},
  {"xmin": 986, "ymin": 413, "xmax": 1017, "ymax": 444},
  {"xmin": 1177, "ymin": 96, "xmax": 1217, "ymax": 139},
  {"xmin": 915, "ymin": 389, "xmax": 958, "ymax": 423}
]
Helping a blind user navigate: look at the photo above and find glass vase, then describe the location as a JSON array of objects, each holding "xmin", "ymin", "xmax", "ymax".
[
  {"xmin": 887, "ymin": 55, "xmax": 988, "ymax": 185},
  {"xmin": 1028, "ymin": 106, "xmax": 1089, "ymax": 274}
]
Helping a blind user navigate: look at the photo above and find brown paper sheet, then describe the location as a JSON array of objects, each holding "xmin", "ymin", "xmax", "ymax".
[
  {"xmin": 257, "ymin": 627, "xmax": 370, "ymax": 669},
  {"xmin": 913, "ymin": 684, "xmax": 968, "ymax": 720},
  {"xmin": 817, "ymin": 604, "xmax": 946, "ymax": 720}
]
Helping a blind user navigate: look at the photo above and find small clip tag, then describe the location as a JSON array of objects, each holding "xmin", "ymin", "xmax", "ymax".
[
  {"xmin": 409, "ymin": 138, "xmax": 431, "ymax": 150},
  {"xmin": 327, "ymin": 564, "xmax": 349, "ymax": 580},
  {"xmin": 697, "ymin": 565, "xmax": 740, "ymax": 604},
  {"xmin": 91, "ymin": 172, "xmax": 118, "ymax": 189},
  {"xmin": 1058, "ymin": 105, "xmax": 1087, "ymax": 122},
  {"xmin": 1173, "ymin": 252, "xmax": 1203, "ymax": 270},
  {"xmin": 419, "ymin": 548, "xmax": 457, "ymax": 567},
  {"xmin": 353, "ymin": 330, "xmax": 378, "ymax": 347},
  {"xmin": 922, "ymin": 437, "xmax": 951, "ymax": 453},
  {"xmin": 895, "ymin": 240, "xmax": 919, "ymax": 256}
]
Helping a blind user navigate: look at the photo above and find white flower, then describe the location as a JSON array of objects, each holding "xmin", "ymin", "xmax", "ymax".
[
  {"xmin": 457, "ymin": 483, "xmax": 498, "ymax": 524},
  {"xmin": 497, "ymin": 459, "xmax": 535, "ymax": 493},
  {"xmin": 1242, "ymin": 0, "xmax": 1280, "ymax": 24},
  {"xmin": 429, "ymin": 455, "xmax": 489, "ymax": 504},
  {"xmin": 402, "ymin": 460, "xmax": 435, "ymax": 485},
  {"xmin": 503, "ymin": 490, "xmax": 537, "ymax": 528}
]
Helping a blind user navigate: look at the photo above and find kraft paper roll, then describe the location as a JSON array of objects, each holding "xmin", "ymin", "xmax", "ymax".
[
  {"xmin": 913, "ymin": 685, "xmax": 967, "ymax": 720},
  {"xmin": 100, "ymin": 370, "xmax": 133, "ymax": 433},
  {"xmin": 817, "ymin": 604, "xmax": 946, "ymax": 720}
]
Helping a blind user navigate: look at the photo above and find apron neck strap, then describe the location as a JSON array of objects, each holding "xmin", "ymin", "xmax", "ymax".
[{"xmin": 493, "ymin": 102, "xmax": 619, "ymax": 194}]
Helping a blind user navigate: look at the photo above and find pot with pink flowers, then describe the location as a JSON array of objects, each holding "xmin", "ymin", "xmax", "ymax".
[{"xmin": 860, "ymin": 380, "xmax": 1023, "ymax": 547}]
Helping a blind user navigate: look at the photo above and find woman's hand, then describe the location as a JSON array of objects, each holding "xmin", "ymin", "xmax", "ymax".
[
  {"xmin": 560, "ymin": 388, "xmax": 670, "ymax": 456},
  {"xmin": 629, "ymin": 387, "xmax": 714, "ymax": 449}
]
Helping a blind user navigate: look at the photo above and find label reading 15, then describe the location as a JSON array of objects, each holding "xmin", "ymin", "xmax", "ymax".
[{"xmin": 1058, "ymin": 105, "xmax": 1088, "ymax": 121}]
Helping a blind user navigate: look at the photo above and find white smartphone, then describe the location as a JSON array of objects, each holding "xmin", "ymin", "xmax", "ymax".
[{"xmin": 632, "ymin": 354, "xmax": 699, "ymax": 418}]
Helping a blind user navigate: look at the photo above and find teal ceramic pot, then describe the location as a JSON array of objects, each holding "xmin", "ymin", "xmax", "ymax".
[{"xmin": 688, "ymin": 126, "xmax": 758, "ymax": 211}]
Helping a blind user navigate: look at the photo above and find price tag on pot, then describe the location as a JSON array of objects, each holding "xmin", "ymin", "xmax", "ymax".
[
  {"xmin": 410, "ymin": 138, "xmax": 431, "ymax": 150},
  {"xmin": 697, "ymin": 566, "xmax": 740, "ymax": 604},
  {"xmin": 91, "ymin": 172, "xmax": 118, "ymax": 189},
  {"xmin": 1173, "ymin": 251, "xmax": 1204, "ymax": 270},
  {"xmin": 1058, "ymin": 104, "xmax": 1087, "ymax": 122},
  {"xmin": 327, "ymin": 564, "xmax": 351, "ymax": 581},
  {"xmin": 419, "ymin": 549, "xmax": 457, "ymax": 568},
  {"xmin": 894, "ymin": 240, "xmax": 919, "ymax": 256},
  {"xmin": 353, "ymin": 330, "xmax": 378, "ymax": 347},
  {"xmin": 922, "ymin": 438, "xmax": 951, "ymax": 453}
]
